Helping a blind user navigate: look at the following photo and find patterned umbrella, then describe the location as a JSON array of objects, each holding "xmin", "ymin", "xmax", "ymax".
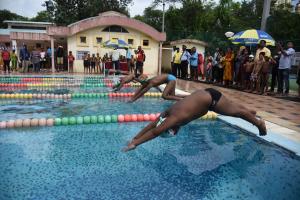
[
  {"xmin": 229, "ymin": 29, "xmax": 275, "ymax": 46},
  {"xmin": 102, "ymin": 39, "xmax": 129, "ymax": 49}
]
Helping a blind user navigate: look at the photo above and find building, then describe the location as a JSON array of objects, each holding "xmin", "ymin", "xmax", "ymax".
[
  {"xmin": 162, "ymin": 39, "xmax": 207, "ymax": 72},
  {"xmin": 0, "ymin": 11, "xmax": 166, "ymax": 74}
]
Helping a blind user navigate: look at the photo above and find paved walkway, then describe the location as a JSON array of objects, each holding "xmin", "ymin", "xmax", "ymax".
[{"xmin": 176, "ymin": 79, "xmax": 300, "ymax": 135}]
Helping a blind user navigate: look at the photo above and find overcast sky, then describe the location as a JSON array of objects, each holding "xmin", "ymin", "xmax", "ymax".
[{"xmin": 0, "ymin": 0, "xmax": 166, "ymax": 18}]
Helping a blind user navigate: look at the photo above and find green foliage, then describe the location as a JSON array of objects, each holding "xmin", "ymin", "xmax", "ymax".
[
  {"xmin": 31, "ymin": 11, "xmax": 51, "ymax": 22},
  {"xmin": 0, "ymin": 9, "xmax": 28, "ymax": 28}
]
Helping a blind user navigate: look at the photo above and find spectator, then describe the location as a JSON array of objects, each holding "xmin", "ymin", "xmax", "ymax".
[
  {"xmin": 204, "ymin": 52, "xmax": 213, "ymax": 81},
  {"xmin": 217, "ymin": 49, "xmax": 225, "ymax": 84},
  {"xmin": 40, "ymin": 48, "xmax": 46, "ymax": 71},
  {"xmin": 297, "ymin": 63, "xmax": 300, "ymax": 97},
  {"xmin": 31, "ymin": 47, "xmax": 41, "ymax": 73},
  {"xmin": 278, "ymin": 42, "xmax": 295, "ymax": 95},
  {"xmin": 251, "ymin": 52, "xmax": 265, "ymax": 93},
  {"xmin": 87, "ymin": 53, "xmax": 91, "ymax": 73},
  {"xmin": 20, "ymin": 44, "xmax": 30, "ymax": 73},
  {"xmin": 173, "ymin": 48, "xmax": 181, "ymax": 78},
  {"xmin": 111, "ymin": 48, "xmax": 120, "ymax": 71},
  {"xmin": 212, "ymin": 48, "xmax": 222, "ymax": 83},
  {"xmin": 135, "ymin": 46, "xmax": 145, "ymax": 76},
  {"xmin": 223, "ymin": 47, "xmax": 234, "ymax": 86},
  {"xmin": 198, "ymin": 52, "xmax": 204, "ymax": 81},
  {"xmin": 255, "ymin": 40, "xmax": 271, "ymax": 61},
  {"xmin": 96, "ymin": 53, "xmax": 101, "ymax": 74},
  {"xmin": 56, "ymin": 45, "xmax": 64, "ymax": 71},
  {"xmin": 68, "ymin": 51, "xmax": 75, "ymax": 73},
  {"xmin": 2, "ymin": 47, "xmax": 10, "ymax": 73},
  {"xmin": 171, "ymin": 46, "xmax": 177, "ymax": 76},
  {"xmin": 102, "ymin": 53, "xmax": 109, "ymax": 73},
  {"xmin": 189, "ymin": 47, "xmax": 198, "ymax": 81},
  {"xmin": 244, "ymin": 55, "xmax": 255, "ymax": 91},
  {"xmin": 91, "ymin": 53, "xmax": 96, "ymax": 74},
  {"xmin": 238, "ymin": 48, "xmax": 249, "ymax": 89},
  {"xmin": 125, "ymin": 48, "xmax": 132, "ymax": 73},
  {"xmin": 46, "ymin": 46, "xmax": 52, "ymax": 67},
  {"xmin": 10, "ymin": 49, "xmax": 18, "ymax": 72},
  {"xmin": 206, "ymin": 55, "xmax": 213, "ymax": 83},
  {"xmin": 0, "ymin": 47, "xmax": 3, "ymax": 70},
  {"xmin": 269, "ymin": 52, "xmax": 281, "ymax": 93},
  {"xmin": 234, "ymin": 46, "xmax": 246, "ymax": 84},
  {"xmin": 259, "ymin": 55, "xmax": 271, "ymax": 94},
  {"xmin": 83, "ymin": 52, "xmax": 89, "ymax": 74},
  {"xmin": 180, "ymin": 45, "xmax": 191, "ymax": 79}
]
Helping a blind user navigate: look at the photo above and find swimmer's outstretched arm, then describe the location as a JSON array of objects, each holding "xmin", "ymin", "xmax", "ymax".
[
  {"xmin": 123, "ymin": 116, "xmax": 177, "ymax": 152},
  {"xmin": 113, "ymin": 75, "xmax": 135, "ymax": 91},
  {"xmin": 129, "ymin": 83, "xmax": 152, "ymax": 102}
]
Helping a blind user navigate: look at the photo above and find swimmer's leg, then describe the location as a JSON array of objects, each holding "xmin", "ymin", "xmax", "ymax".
[
  {"xmin": 123, "ymin": 116, "xmax": 178, "ymax": 152},
  {"xmin": 162, "ymin": 81, "xmax": 184, "ymax": 101},
  {"xmin": 214, "ymin": 95, "xmax": 266, "ymax": 136}
]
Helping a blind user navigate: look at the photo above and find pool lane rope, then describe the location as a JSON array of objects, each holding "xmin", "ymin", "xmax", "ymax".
[
  {"xmin": 0, "ymin": 112, "xmax": 218, "ymax": 129},
  {"xmin": 0, "ymin": 92, "xmax": 162, "ymax": 99}
]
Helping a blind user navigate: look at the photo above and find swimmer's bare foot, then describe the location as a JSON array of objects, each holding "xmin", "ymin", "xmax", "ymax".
[{"xmin": 257, "ymin": 120, "xmax": 267, "ymax": 136}]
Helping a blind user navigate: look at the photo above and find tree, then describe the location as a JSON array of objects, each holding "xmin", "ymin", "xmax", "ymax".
[
  {"xmin": 31, "ymin": 11, "xmax": 51, "ymax": 22},
  {"xmin": 0, "ymin": 9, "xmax": 28, "ymax": 28}
]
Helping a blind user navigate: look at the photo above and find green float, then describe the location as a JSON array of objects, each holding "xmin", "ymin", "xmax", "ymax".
[
  {"xmin": 90, "ymin": 116, "xmax": 98, "ymax": 124},
  {"xmin": 69, "ymin": 117, "xmax": 76, "ymax": 125},
  {"xmin": 62, "ymin": 117, "xmax": 69, "ymax": 125},
  {"xmin": 104, "ymin": 115, "xmax": 111, "ymax": 123},
  {"xmin": 83, "ymin": 116, "xmax": 91, "ymax": 124},
  {"xmin": 98, "ymin": 115, "xmax": 104, "ymax": 123},
  {"xmin": 54, "ymin": 118, "xmax": 62, "ymax": 126},
  {"xmin": 76, "ymin": 116, "xmax": 83, "ymax": 124}
]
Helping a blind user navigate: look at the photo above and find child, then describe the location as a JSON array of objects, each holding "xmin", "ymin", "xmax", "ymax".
[
  {"xmin": 96, "ymin": 53, "xmax": 101, "ymax": 74},
  {"xmin": 87, "ymin": 53, "xmax": 91, "ymax": 73},
  {"xmin": 259, "ymin": 56, "xmax": 270, "ymax": 95},
  {"xmin": 83, "ymin": 52, "xmax": 88, "ymax": 74},
  {"xmin": 206, "ymin": 56, "xmax": 213, "ymax": 83},
  {"xmin": 10, "ymin": 50, "xmax": 18, "ymax": 72},
  {"xmin": 250, "ymin": 52, "xmax": 264, "ymax": 93},
  {"xmin": 91, "ymin": 54, "xmax": 96, "ymax": 74},
  {"xmin": 244, "ymin": 55, "xmax": 255, "ymax": 91},
  {"xmin": 129, "ymin": 54, "xmax": 135, "ymax": 74},
  {"xmin": 68, "ymin": 51, "xmax": 75, "ymax": 73}
]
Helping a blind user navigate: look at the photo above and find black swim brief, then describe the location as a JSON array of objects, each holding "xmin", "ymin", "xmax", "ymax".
[{"xmin": 205, "ymin": 88, "xmax": 222, "ymax": 111}]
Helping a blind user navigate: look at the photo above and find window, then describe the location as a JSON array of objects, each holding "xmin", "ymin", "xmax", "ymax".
[
  {"xmin": 102, "ymin": 25, "xmax": 129, "ymax": 33},
  {"xmin": 96, "ymin": 37, "xmax": 102, "ymax": 44},
  {"xmin": 142, "ymin": 40, "xmax": 149, "ymax": 46},
  {"xmin": 80, "ymin": 36, "xmax": 86, "ymax": 43},
  {"xmin": 77, "ymin": 51, "xmax": 89, "ymax": 60},
  {"xmin": 128, "ymin": 39, "xmax": 134, "ymax": 45}
]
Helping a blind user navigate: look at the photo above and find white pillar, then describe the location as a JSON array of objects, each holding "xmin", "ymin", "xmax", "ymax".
[
  {"xmin": 261, "ymin": 0, "xmax": 271, "ymax": 31},
  {"xmin": 12, "ymin": 40, "xmax": 17, "ymax": 53},
  {"xmin": 51, "ymin": 37, "xmax": 55, "ymax": 73},
  {"xmin": 158, "ymin": 42, "xmax": 162, "ymax": 75}
]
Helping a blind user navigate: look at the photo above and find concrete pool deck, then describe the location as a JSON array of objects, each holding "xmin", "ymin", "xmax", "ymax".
[{"xmin": 163, "ymin": 79, "xmax": 300, "ymax": 155}]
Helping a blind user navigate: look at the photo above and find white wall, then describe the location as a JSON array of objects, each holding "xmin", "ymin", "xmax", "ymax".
[{"xmin": 67, "ymin": 26, "xmax": 160, "ymax": 74}]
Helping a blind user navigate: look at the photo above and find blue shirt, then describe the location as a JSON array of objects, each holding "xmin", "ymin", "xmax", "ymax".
[
  {"xmin": 20, "ymin": 47, "xmax": 30, "ymax": 61},
  {"xmin": 181, "ymin": 50, "xmax": 191, "ymax": 62},
  {"xmin": 126, "ymin": 50, "xmax": 132, "ymax": 59},
  {"xmin": 190, "ymin": 52, "xmax": 198, "ymax": 66},
  {"xmin": 47, "ymin": 48, "xmax": 52, "ymax": 57}
]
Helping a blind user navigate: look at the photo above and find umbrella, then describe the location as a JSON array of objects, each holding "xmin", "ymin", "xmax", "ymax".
[
  {"xmin": 229, "ymin": 29, "xmax": 275, "ymax": 46},
  {"xmin": 102, "ymin": 39, "xmax": 129, "ymax": 49}
]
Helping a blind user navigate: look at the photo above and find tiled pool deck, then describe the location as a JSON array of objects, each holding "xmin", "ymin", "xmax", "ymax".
[{"xmin": 174, "ymin": 79, "xmax": 300, "ymax": 155}]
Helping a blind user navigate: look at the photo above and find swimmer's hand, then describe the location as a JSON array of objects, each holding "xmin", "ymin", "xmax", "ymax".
[{"xmin": 122, "ymin": 143, "xmax": 136, "ymax": 152}]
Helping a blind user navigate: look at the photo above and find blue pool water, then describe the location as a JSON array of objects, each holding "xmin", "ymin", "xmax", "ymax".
[{"xmin": 1, "ymin": 77, "xmax": 300, "ymax": 199}]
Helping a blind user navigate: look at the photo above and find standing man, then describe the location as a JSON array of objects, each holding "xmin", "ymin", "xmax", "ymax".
[
  {"xmin": 56, "ymin": 45, "xmax": 64, "ymax": 71},
  {"xmin": 269, "ymin": 51, "xmax": 280, "ymax": 93},
  {"xmin": 173, "ymin": 48, "xmax": 181, "ymax": 78},
  {"xmin": 2, "ymin": 46, "xmax": 10, "ymax": 73},
  {"xmin": 31, "ymin": 47, "xmax": 41, "ymax": 73},
  {"xmin": 212, "ymin": 48, "xmax": 221, "ymax": 83},
  {"xmin": 255, "ymin": 40, "xmax": 271, "ymax": 61},
  {"xmin": 111, "ymin": 47, "xmax": 120, "ymax": 71},
  {"xmin": 189, "ymin": 47, "xmax": 198, "ymax": 81},
  {"xmin": 125, "ymin": 48, "xmax": 132, "ymax": 73},
  {"xmin": 135, "ymin": 46, "xmax": 145, "ymax": 76},
  {"xmin": 171, "ymin": 46, "xmax": 177, "ymax": 76},
  {"xmin": 277, "ymin": 42, "xmax": 295, "ymax": 95},
  {"xmin": 46, "ymin": 46, "xmax": 52, "ymax": 68},
  {"xmin": 180, "ymin": 45, "xmax": 190, "ymax": 79},
  {"xmin": 20, "ymin": 44, "xmax": 30, "ymax": 73}
]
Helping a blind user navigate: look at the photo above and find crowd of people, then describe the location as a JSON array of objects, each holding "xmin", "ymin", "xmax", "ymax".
[
  {"xmin": 171, "ymin": 40, "xmax": 299, "ymax": 97},
  {"xmin": 79, "ymin": 46, "xmax": 145, "ymax": 76}
]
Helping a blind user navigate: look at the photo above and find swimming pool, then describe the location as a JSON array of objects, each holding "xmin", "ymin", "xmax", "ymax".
[{"xmin": 0, "ymin": 76, "xmax": 300, "ymax": 200}]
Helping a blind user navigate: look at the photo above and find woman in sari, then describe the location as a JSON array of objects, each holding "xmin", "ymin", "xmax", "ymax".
[{"xmin": 223, "ymin": 47, "xmax": 234, "ymax": 86}]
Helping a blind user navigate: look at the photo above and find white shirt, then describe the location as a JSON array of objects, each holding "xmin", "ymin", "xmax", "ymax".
[
  {"xmin": 279, "ymin": 48, "xmax": 295, "ymax": 69},
  {"xmin": 40, "ymin": 52, "xmax": 46, "ymax": 59},
  {"xmin": 111, "ymin": 49, "xmax": 120, "ymax": 61}
]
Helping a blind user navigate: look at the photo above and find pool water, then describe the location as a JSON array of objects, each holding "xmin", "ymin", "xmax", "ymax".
[{"xmin": 1, "ymin": 77, "xmax": 300, "ymax": 200}]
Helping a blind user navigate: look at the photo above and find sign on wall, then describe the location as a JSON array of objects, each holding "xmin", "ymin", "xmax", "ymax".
[{"xmin": 77, "ymin": 50, "xmax": 90, "ymax": 60}]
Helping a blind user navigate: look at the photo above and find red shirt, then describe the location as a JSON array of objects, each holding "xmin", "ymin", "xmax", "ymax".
[
  {"xmin": 136, "ymin": 50, "xmax": 145, "ymax": 62},
  {"xmin": 2, "ymin": 50, "xmax": 10, "ymax": 61},
  {"xmin": 68, "ymin": 55, "xmax": 75, "ymax": 62}
]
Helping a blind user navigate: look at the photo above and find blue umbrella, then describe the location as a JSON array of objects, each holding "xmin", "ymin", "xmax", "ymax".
[
  {"xmin": 103, "ymin": 39, "xmax": 129, "ymax": 49},
  {"xmin": 229, "ymin": 29, "xmax": 275, "ymax": 46}
]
